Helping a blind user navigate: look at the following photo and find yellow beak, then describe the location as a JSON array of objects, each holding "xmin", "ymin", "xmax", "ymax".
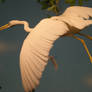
[{"xmin": 0, "ymin": 24, "xmax": 10, "ymax": 31}]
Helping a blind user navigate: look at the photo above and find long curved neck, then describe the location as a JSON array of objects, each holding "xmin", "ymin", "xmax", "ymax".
[
  {"xmin": 21, "ymin": 21, "xmax": 33, "ymax": 32},
  {"xmin": 10, "ymin": 20, "xmax": 33, "ymax": 32}
]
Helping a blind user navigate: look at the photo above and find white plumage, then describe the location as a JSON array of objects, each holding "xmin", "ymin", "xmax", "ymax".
[
  {"xmin": 20, "ymin": 19, "xmax": 68, "ymax": 92},
  {"xmin": 52, "ymin": 6, "xmax": 92, "ymax": 30},
  {"xmin": 0, "ymin": 6, "xmax": 92, "ymax": 92}
]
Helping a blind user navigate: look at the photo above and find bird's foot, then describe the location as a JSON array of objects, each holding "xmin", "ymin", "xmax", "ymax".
[{"xmin": 49, "ymin": 56, "xmax": 58, "ymax": 70}]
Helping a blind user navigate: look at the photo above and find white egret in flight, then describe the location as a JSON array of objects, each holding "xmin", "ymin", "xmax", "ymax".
[{"xmin": 0, "ymin": 6, "xmax": 92, "ymax": 92}]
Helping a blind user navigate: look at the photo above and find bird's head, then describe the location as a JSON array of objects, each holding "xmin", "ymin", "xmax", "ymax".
[
  {"xmin": 9, "ymin": 20, "xmax": 21, "ymax": 26},
  {"xmin": 0, "ymin": 20, "xmax": 32, "ymax": 32},
  {"xmin": 0, "ymin": 20, "xmax": 22, "ymax": 31}
]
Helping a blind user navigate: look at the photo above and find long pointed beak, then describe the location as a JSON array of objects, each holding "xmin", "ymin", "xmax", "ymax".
[{"xmin": 0, "ymin": 24, "xmax": 10, "ymax": 31}]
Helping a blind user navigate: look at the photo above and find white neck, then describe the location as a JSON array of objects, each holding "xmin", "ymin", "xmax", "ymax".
[{"xmin": 9, "ymin": 20, "xmax": 33, "ymax": 32}]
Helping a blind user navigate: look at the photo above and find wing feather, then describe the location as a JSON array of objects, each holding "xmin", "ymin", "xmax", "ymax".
[
  {"xmin": 51, "ymin": 6, "xmax": 92, "ymax": 30},
  {"xmin": 20, "ymin": 37, "xmax": 49, "ymax": 92},
  {"xmin": 28, "ymin": 42, "xmax": 48, "ymax": 64},
  {"xmin": 20, "ymin": 56, "xmax": 33, "ymax": 92},
  {"xmin": 62, "ymin": 6, "xmax": 92, "ymax": 29},
  {"xmin": 26, "ymin": 54, "xmax": 42, "ymax": 80},
  {"xmin": 62, "ymin": 6, "xmax": 92, "ymax": 19},
  {"xmin": 29, "ymin": 49, "xmax": 47, "ymax": 72},
  {"xmin": 24, "ymin": 62, "xmax": 34, "ymax": 90},
  {"xmin": 24, "ymin": 58, "xmax": 38, "ymax": 88},
  {"xmin": 27, "ymin": 41, "xmax": 48, "ymax": 71}
]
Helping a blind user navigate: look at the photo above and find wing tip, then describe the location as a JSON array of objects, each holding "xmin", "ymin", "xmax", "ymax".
[{"xmin": 28, "ymin": 89, "xmax": 35, "ymax": 92}]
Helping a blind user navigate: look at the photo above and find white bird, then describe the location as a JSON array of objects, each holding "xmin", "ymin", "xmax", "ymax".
[{"xmin": 0, "ymin": 6, "xmax": 92, "ymax": 92}]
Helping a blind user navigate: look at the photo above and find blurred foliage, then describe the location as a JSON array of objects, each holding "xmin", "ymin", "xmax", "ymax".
[
  {"xmin": 0, "ymin": 86, "xmax": 2, "ymax": 90},
  {"xmin": 37, "ymin": 0, "xmax": 89, "ymax": 15},
  {"xmin": 0, "ymin": 0, "xmax": 5, "ymax": 3},
  {"xmin": 37, "ymin": 0, "xmax": 60, "ymax": 15},
  {"xmin": 0, "ymin": 0, "xmax": 90, "ymax": 14}
]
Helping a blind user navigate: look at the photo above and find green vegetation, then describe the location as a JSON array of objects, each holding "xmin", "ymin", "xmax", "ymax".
[
  {"xmin": 0, "ymin": 0, "xmax": 5, "ymax": 3},
  {"xmin": 37, "ymin": 0, "xmax": 89, "ymax": 15},
  {"xmin": 0, "ymin": 0, "xmax": 90, "ymax": 15}
]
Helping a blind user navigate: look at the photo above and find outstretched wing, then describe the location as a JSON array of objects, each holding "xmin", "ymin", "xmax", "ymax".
[
  {"xmin": 51, "ymin": 6, "xmax": 92, "ymax": 30},
  {"xmin": 20, "ymin": 36, "xmax": 49, "ymax": 92},
  {"xmin": 62, "ymin": 6, "xmax": 92, "ymax": 19},
  {"xmin": 19, "ymin": 18, "xmax": 71, "ymax": 92}
]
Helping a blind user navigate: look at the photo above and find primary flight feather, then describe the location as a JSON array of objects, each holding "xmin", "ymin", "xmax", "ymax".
[{"xmin": 0, "ymin": 6, "xmax": 92, "ymax": 92}]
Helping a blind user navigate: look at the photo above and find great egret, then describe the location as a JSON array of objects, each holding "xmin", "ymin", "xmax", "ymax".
[{"xmin": 0, "ymin": 6, "xmax": 92, "ymax": 92}]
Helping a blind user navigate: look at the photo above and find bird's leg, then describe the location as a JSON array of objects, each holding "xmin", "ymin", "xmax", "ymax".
[
  {"xmin": 71, "ymin": 35, "xmax": 92, "ymax": 63},
  {"xmin": 49, "ymin": 56, "xmax": 58, "ymax": 70},
  {"xmin": 77, "ymin": 32, "xmax": 92, "ymax": 40}
]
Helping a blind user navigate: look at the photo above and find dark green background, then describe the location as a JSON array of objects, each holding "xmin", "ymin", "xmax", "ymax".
[{"xmin": 0, "ymin": 0, "xmax": 92, "ymax": 92}]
